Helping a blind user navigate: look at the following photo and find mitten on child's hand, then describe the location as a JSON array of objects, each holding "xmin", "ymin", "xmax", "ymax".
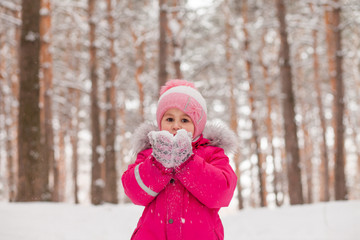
[
  {"xmin": 148, "ymin": 131, "xmax": 174, "ymax": 168},
  {"xmin": 172, "ymin": 129, "xmax": 193, "ymax": 168}
]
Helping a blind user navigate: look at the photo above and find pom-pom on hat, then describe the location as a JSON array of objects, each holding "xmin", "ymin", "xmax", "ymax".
[{"xmin": 156, "ymin": 79, "xmax": 207, "ymax": 138}]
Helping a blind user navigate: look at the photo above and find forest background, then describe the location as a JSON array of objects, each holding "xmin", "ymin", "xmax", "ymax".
[{"xmin": 0, "ymin": 0, "xmax": 359, "ymax": 210}]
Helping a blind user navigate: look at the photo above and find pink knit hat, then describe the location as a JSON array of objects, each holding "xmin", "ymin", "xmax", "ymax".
[{"xmin": 156, "ymin": 80, "xmax": 207, "ymax": 138}]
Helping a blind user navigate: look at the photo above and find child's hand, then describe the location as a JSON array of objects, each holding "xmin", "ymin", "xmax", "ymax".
[
  {"xmin": 172, "ymin": 129, "xmax": 193, "ymax": 168},
  {"xmin": 148, "ymin": 130, "xmax": 193, "ymax": 169},
  {"xmin": 148, "ymin": 131, "xmax": 174, "ymax": 168}
]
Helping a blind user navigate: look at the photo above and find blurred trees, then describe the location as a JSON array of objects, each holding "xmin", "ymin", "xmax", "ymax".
[
  {"xmin": 16, "ymin": 0, "xmax": 49, "ymax": 201},
  {"xmin": 0, "ymin": 0, "xmax": 359, "ymax": 207}
]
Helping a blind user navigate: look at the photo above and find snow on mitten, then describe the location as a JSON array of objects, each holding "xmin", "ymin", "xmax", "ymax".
[
  {"xmin": 148, "ymin": 131, "xmax": 175, "ymax": 168},
  {"xmin": 172, "ymin": 129, "xmax": 193, "ymax": 168}
]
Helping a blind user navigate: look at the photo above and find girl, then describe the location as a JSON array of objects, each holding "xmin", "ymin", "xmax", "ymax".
[{"xmin": 122, "ymin": 80, "xmax": 237, "ymax": 240}]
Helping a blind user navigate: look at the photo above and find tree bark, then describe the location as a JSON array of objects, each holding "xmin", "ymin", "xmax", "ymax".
[
  {"xmin": 276, "ymin": 0, "xmax": 304, "ymax": 205},
  {"xmin": 310, "ymin": 2, "xmax": 330, "ymax": 202},
  {"xmin": 259, "ymin": 31, "xmax": 280, "ymax": 207},
  {"xmin": 242, "ymin": 0, "xmax": 267, "ymax": 207},
  {"xmin": 169, "ymin": 0, "xmax": 183, "ymax": 79},
  {"xmin": 17, "ymin": 0, "xmax": 49, "ymax": 201},
  {"xmin": 39, "ymin": 0, "xmax": 55, "ymax": 202},
  {"xmin": 324, "ymin": 1, "xmax": 347, "ymax": 201},
  {"xmin": 89, "ymin": 0, "xmax": 103, "ymax": 205},
  {"xmin": 224, "ymin": 0, "xmax": 243, "ymax": 209},
  {"xmin": 130, "ymin": 29, "xmax": 146, "ymax": 121},
  {"xmin": 331, "ymin": 1, "xmax": 347, "ymax": 200},
  {"xmin": 69, "ymin": 89, "xmax": 81, "ymax": 204},
  {"xmin": 104, "ymin": 0, "xmax": 118, "ymax": 204},
  {"xmin": 158, "ymin": 0, "xmax": 168, "ymax": 89}
]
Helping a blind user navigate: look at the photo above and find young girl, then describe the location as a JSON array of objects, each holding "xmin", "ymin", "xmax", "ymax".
[{"xmin": 122, "ymin": 80, "xmax": 237, "ymax": 240}]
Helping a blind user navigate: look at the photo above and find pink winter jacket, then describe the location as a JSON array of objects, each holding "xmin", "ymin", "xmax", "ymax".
[{"xmin": 122, "ymin": 123, "xmax": 237, "ymax": 240}]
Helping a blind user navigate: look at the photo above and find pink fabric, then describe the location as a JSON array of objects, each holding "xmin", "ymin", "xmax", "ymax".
[{"xmin": 122, "ymin": 136, "xmax": 237, "ymax": 240}]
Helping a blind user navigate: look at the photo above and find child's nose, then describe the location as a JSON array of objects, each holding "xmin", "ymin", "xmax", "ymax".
[{"xmin": 173, "ymin": 121, "xmax": 181, "ymax": 130}]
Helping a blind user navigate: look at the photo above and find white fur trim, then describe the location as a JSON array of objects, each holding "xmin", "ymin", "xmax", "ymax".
[
  {"xmin": 203, "ymin": 121, "xmax": 238, "ymax": 154},
  {"xmin": 131, "ymin": 122, "xmax": 158, "ymax": 155},
  {"xmin": 158, "ymin": 86, "xmax": 207, "ymax": 113}
]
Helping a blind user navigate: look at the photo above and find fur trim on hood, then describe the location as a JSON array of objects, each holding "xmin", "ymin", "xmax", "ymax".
[{"xmin": 131, "ymin": 121, "xmax": 238, "ymax": 155}]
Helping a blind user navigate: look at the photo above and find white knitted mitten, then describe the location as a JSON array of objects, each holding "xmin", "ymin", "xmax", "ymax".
[
  {"xmin": 148, "ymin": 131, "xmax": 174, "ymax": 168},
  {"xmin": 171, "ymin": 129, "xmax": 193, "ymax": 168}
]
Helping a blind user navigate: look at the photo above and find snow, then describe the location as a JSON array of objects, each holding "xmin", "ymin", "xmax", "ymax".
[
  {"xmin": 0, "ymin": 200, "xmax": 359, "ymax": 240},
  {"xmin": 25, "ymin": 31, "xmax": 39, "ymax": 41}
]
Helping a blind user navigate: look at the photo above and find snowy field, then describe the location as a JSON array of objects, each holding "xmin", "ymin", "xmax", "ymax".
[{"xmin": 0, "ymin": 200, "xmax": 359, "ymax": 240}]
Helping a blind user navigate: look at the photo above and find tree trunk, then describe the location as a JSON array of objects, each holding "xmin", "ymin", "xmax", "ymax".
[
  {"xmin": 324, "ymin": 1, "xmax": 347, "ymax": 201},
  {"xmin": 242, "ymin": 0, "xmax": 267, "ymax": 207},
  {"xmin": 259, "ymin": 31, "xmax": 280, "ymax": 207},
  {"xmin": 158, "ymin": 0, "xmax": 168, "ymax": 89},
  {"xmin": 55, "ymin": 120, "xmax": 66, "ymax": 202},
  {"xmin": 310, "ymin": 2, "xmax": 330, "ymax": 202},
  {"xmin": 130, "ymin": 28, "xmax": 146, "ymax": 121},
  {"xmin": 276, "ymin": 0, "xmax": 303, "ymax": 205},
  {"xmin": 69, "ymin": 89, "xmax": 80, "ymax": 204},
  {"xmin": 1, "ymin": 37, "xmax": 18, "ymax": 202},
  {"xmin": 300, "ymin": 109, "xmax": 314, "ymax": 204},
  {"xmin": 39, "ymin": 0, "xmax": 55, "ymax": 202},
  {"xmin": 224, "ymin": 0, "xmax": 243, "ymax": 210},
  {"xmin": 17, "ymin": 0, "xmax": 49, "ymax": 201},
  {"xmin": 169, "ymin": 0, "xmax": 183, "ymax": 79},
  {"xmin": 104, "ymin": 0, "xmax": 118, "ymax": 204},
  {"xmin": 89, "ymin": 0, "xmax": 103, "ymax": 205}
]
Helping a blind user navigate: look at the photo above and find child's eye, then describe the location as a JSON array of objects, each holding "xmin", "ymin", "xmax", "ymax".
[
  {"xmin": 181, "ymin": 118, "xmax": 190, "ymax": 123},
  {"xmin": 166, "ymin": 118, "xmax": 174, "ymax": 122}
]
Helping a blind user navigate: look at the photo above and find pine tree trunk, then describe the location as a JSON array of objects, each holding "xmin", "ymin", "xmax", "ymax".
[
  {"xmin": 276, "ymin": 0, "xmax": 303, "ymax": 205},
  {"xmin": 1, "ymin": 40, "xmax": 17, "ymax": 202},
  {"xmin": 301, "ymin": 114, "xmax": 314, "ymax": 204},
  {"xmin": 130, "ymin": 28, "xmax": 146, "ymax": 121},
  {"xmin": 69, "ymin": 89, "xmax": 80, "ymax": 204},
  {"xmin": 104, "ymin": 0, "xmax": 118, "ymax": 204},
  {"xmin": 242, "ymin": 0, "xmax": 267, "ymax": 207},
  {"xmin": 260, "ymin": 32, "xmax": 279, "ymax": 207},
  {"xmin": 310, "ymin": 3, "xmax": 330, "ymax": 201},
  {"xmin": 169, "ymin": 0, "xmax": 183, "ymax": 79},
  {"xmin": 324, "ymin": 1, "xmax": 347, "ymax": 200},
  {"xmin": 7, "ymin": 19, "xmax": 20, "ymax": 202},
  {"xmin": 17, "ymin": 0, "xmax": 49, "ymax": 201},
  {"xmin": 55, "ymin": 121, "xmax": 66, "ymax": 202},
  {"xmin": 332, "ymin": 1, "xmax": 347, "ymax": 200},
  {"xmin": 40, "ymin": 0, "xmax": 55, "ymax": 202},
  {"xmin": 224, "ymin": 0, "xmax": 243, "ymax": 209},
  {"xmin": 158, "ymin": 0, "xmax": 168, "ymax": 89},
  {"xmin": 89, "ymin": 0, "xmax": 103, "ymax": 205}
]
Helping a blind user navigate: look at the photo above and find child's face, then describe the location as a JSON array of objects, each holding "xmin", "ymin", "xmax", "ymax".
[{"xmin": 160, "ymin": 108, "xmax": 195, "ymax": 137}]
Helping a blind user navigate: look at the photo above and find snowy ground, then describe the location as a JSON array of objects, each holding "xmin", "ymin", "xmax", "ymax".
[{"xmin": 0, "ymin": 200, "xmax": 359, "ymax": 240}]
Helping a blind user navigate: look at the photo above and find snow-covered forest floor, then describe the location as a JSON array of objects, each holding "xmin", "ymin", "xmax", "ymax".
[{"xmin": 0, "ymin": 200, "xmax": 359, "ymax": 240}]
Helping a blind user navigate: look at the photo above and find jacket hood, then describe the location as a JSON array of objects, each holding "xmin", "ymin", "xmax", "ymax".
[{"xmin": 131, "ymin": 121, "xmax": 238, "ymax": 154}]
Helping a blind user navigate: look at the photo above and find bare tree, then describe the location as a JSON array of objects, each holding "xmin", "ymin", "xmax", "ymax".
[
  {"xmin": 89, "ymin": 0, "xmax": 103, "ymax": 205},
  {"xmin": 324, "ymin": 0, "xmax": 347, "ymax": 201},
  {"xmin": 241, "ymin": 0, "xmax": 267, "ymax": 207},
  {"xmin": 168, "ymin": 0, "xmax": 184, "ymax": 79},
  {"xmin": 39, "ymin": 0, "xmax": 55, "ymax": 201},
  {"xmin": 224, "ymin": 0, "xmax": 243, "ymax": 210},
  {"xmin": 104, "ymin": 0, "xmax": 118, "ymax": 204},
  {"xmin": 276, "ymin": 0, "xmax": 303, "ymax": 205},
  {"xmin": 309, "ymin": 2, "xmax": 330, "ymax": 202},
  {"xmin": 158, "ymin": 0, "xmax": 168, "ymax": 89},
  {"xmin": 17, "ymin": 0, "xmax": 49, "ymax": 201},
  {"xmin": 69, "ymin": 88, "xmax": 81, "ymax": 204}
]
